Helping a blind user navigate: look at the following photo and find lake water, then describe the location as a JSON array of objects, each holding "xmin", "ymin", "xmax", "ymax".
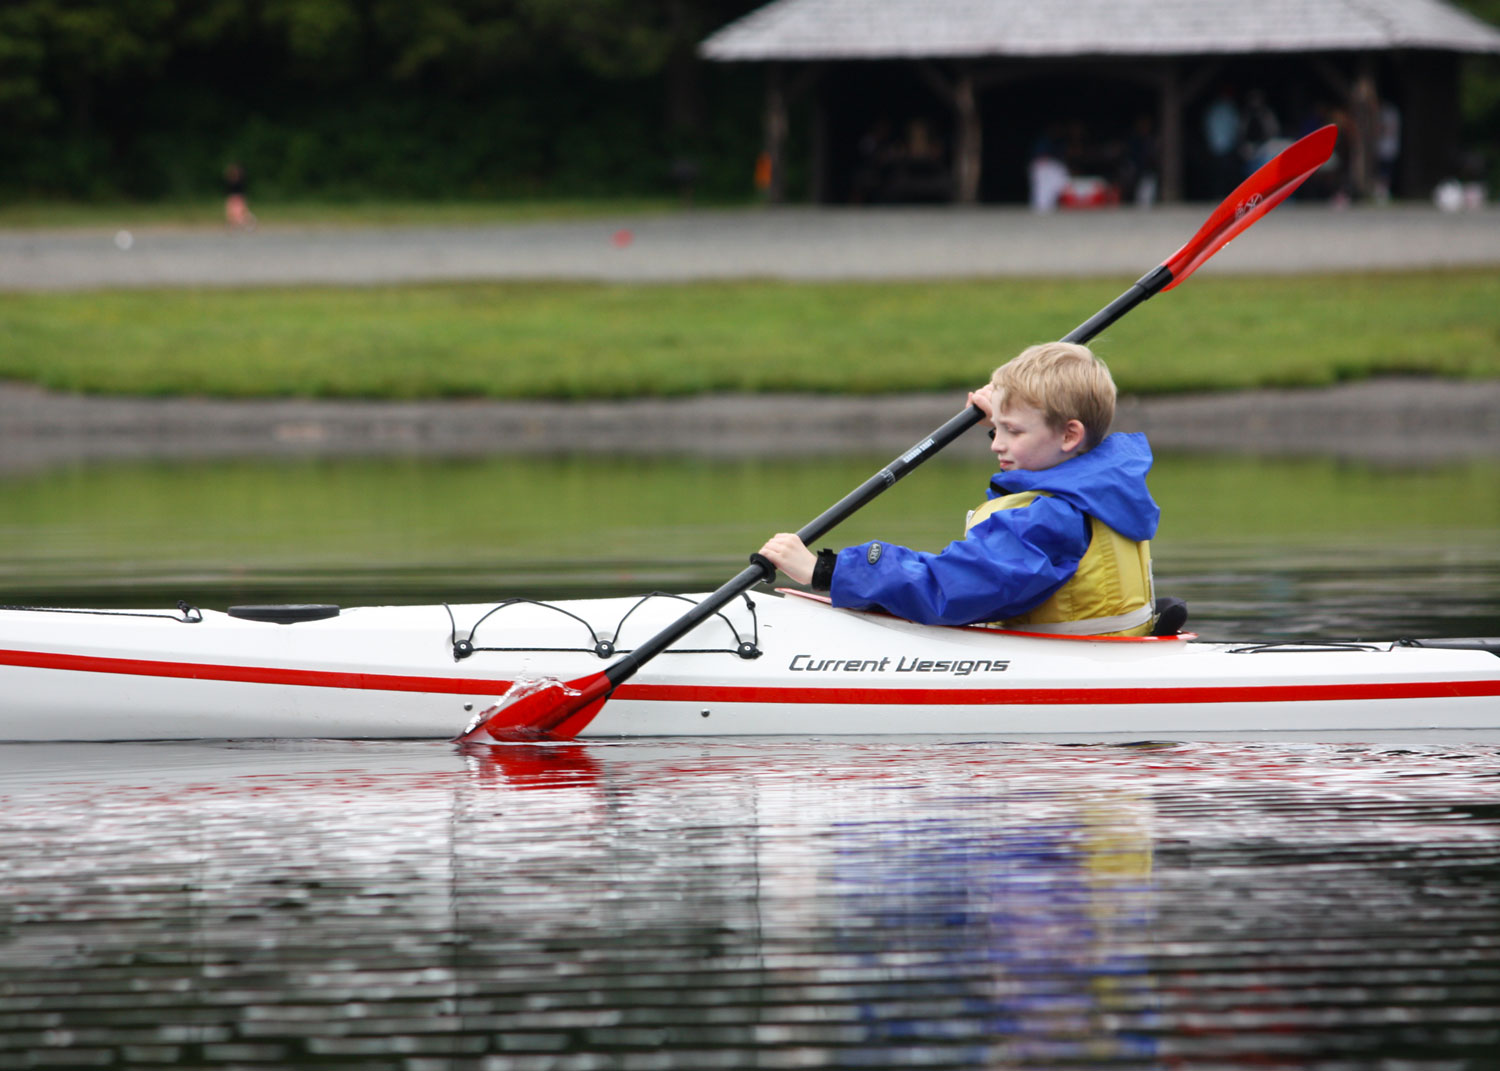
[
  {"xmin": 1, "ymin": 451, "xmax": 1497, "ymax": 639},
  {"xmin": 1, "ymin": 451, "xmax": 1497, "ymax": 1068},
  {"xmin": 3, "ymin": 738, "xmax": 1498, "ymax": 1069}
]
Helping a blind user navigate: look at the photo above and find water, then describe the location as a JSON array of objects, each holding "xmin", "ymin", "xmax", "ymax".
[
  {"xmin": 1, "ymin": 452, "xmax": 1497, "ymax": 1068},
  {"xmin": 2, "ymin": 739, "xmax": 1498, "ymax": 1069},
  {"xmin": 1, "ymin": 452, "xmax": 1497, "ymax": 640}
]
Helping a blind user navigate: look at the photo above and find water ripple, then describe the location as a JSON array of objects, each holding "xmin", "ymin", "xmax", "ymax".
[{"xmin": 2, "ymin": 739, "xmax": 1498, "ymax": 1069}]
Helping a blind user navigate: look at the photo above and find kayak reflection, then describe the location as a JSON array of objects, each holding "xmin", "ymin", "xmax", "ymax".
[{"xmin": 458, "ymin": 742, "xmax": 1160, "ymax": 1065}]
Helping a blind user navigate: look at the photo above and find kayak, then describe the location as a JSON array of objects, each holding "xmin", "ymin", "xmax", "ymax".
[{"xmin": 1, "ymin": 589, "xmax": 1496, "ymax": 741}]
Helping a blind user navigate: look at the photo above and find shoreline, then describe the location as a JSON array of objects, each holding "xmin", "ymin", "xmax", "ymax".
[
  {"xmin": 2, "ymin": 377, "xmax": 1496, "ymax": 471},
  {"xmin": 5, "ymin": 208, "xmax": 1495, "ymax": 471}
]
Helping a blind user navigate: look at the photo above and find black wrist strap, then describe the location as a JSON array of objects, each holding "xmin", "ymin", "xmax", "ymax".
[{"xmin": 811, "ymin": 549, "xmax": 837, "ymax": 591}]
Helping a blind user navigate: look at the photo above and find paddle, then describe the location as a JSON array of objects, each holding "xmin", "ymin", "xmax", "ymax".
[{"xmin": 457, "ymin": 124, "xmax": 1338, "ymax": 744}]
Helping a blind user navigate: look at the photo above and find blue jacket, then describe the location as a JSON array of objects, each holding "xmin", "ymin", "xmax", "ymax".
[{"xmin": 829, "ymin": 433, "xmax": 1159, "ymax": 626}]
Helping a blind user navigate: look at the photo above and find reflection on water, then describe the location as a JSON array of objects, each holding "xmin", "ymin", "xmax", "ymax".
[
  {"xmin": 2, "ymin": 739, "xmax": 1498, "ymax": 1069},
  {"xmin": 1161, "ymin": 541, "xmax": 1500, "ymax": 640},
  {"xmin": 0, "ymin": 452, "xmax": 1497, "ymax": 640}
]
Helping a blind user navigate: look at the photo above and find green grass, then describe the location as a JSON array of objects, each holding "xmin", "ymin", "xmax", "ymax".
[
  {"xmin": 0, "ymin": 197, "xmax": 690, "ymax": 230},
  {"xmin": 1, "ymin": 271, "xmax": 1497, "ymax": 399}
]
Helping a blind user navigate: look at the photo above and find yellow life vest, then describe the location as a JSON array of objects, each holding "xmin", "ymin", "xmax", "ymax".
[{"xmin": 965, "ymin": 491, "xmax": 1155, "ymax": 637}]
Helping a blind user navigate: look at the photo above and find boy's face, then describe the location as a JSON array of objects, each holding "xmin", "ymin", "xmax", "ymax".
[{"xmin": 990, "ymin": 401, "xmax": 1085, "ymax": 473}]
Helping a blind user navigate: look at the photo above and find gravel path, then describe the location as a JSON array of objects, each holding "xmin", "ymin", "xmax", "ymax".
[{"xmin": 2, "ymin": 204, "xmax": 1497, "ymax": 291}]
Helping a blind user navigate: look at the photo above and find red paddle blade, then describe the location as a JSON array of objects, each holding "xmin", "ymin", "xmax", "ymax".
[
  {"xmin": 1161, "ymin": 124, "xmax": 1337, "ymax": 291},
  {"xmin": 453, "ymin": 672, "xmax": 612, "ymax": 743}
]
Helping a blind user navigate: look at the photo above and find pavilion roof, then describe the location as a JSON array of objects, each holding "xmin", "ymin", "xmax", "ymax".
[{"xmin": 701, "ymin": 0, "xmax": 1500, "ymax": 61}]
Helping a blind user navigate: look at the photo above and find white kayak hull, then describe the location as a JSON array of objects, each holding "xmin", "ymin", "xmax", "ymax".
[{"xmin": 0, "ymin": 591, "xmax": 1496, "ymax": 741}]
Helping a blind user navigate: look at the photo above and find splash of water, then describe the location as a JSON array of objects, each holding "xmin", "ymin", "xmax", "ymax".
[{"xmin": 458, "ymin": 675, "xmax": 579, "ymax": 742}]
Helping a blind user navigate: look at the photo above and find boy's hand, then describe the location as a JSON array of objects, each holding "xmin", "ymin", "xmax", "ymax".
[
  {"xmin": 758, "ymin": 533, "xmax": 817, "ymax": 585},
  {"xmin": 968, "ymin": 384, "xmax": 997, "ymax": 426}
]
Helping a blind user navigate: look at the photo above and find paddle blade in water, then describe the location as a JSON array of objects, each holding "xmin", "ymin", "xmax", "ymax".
[
  {"xmin": 1161, "ymin": 124, "xmax": 1337, "ymax": 291},
  {"xmin": 454, "ymin": 672, "xmax": 612, "ymax": 743}
]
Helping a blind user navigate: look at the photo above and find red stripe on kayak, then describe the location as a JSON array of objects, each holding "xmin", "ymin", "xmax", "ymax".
[
  {"xmin": 2, "ymin": 647, "xmax": 1497, "ymax": 705},
  {"xmin": 616, "ymin": 679, "xmax": 1500, "ymax": 705},
  {"xmin": 0, "ymin": 647, "xmax": 509, "ymax": 695}
]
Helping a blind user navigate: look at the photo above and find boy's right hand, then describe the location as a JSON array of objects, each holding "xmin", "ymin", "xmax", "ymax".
[{"xmin": 758, "ymin": 533, "xmax": 817, "ymax": 585}]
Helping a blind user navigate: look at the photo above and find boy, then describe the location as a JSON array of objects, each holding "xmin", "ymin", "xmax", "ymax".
[{"xmin": 757, "ymin": 342, "xmax": 1159, "ymax": 636}]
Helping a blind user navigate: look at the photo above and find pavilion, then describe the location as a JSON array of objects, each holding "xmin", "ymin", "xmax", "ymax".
[{"xmin": 699, "ymin": 0, "xmax": 1500, "ymax": 203}]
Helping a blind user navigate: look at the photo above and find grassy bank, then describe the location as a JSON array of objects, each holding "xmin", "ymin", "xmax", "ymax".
[{"xmin": 2, "ymin": 270, "xmax": 1497, "ymax": 399}]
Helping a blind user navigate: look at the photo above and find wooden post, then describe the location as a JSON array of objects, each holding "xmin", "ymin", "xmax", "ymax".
[
  {"xmin": 917, "ymin": 61, "xmax": 985, "ymax": 204},
  {"xmin": 1350, "ymin": 54, "xmax": 1380, "ymax": 199},
  {"xmin": 954, "ymin": 69, "xmax": 982, "ymax": 204},
  {"xmin": 1159, "ymin": 63, "xmax": 1183, "ymax": 203},
  {"xmin": 810, "ymin": 72, "xmax": 827, "ymax": 203}
]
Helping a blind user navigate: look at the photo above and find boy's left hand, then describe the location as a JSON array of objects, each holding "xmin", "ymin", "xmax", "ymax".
[
  {"xmin": 758, "ymin": 533, "xmax": 817, "ymax": 585},
  {"xmin": 968, "ymin": 384, "xmax": 997, "ymax": 426}
]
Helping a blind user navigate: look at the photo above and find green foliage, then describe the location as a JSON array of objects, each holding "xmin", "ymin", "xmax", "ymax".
[
  {"xmin": 0, "ymin": 5, "xmax": 52, "ymax": 125},
  {"xmin": 0, "ymin": 271, "xmax": 1496, "ymax": 400},
  {"xmin": 1455, "ymin": 0, "xmax": 1500, "ymax": 183},
  {"xmin": 0, "ymin": 1, "xmax": 172, "ymax": 127},
  {"xmin": 0, "ymin": 0, "xmax": 764, "ymax": 201},
  {"xmin": 1456, "ymin": 0, "xmax": 1500, "ymax": 35}
]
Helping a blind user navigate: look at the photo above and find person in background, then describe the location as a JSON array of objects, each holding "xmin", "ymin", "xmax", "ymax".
[
  {"xmin": 1241, "ymin": 89, "xmax": 1283, "ymax": 176},
  {"xmin": 224, "ymin": 162, "xmax": 255, "ymax": 230},
  {"xmin": 1123, "ymin": 114, "xmax": 1160, "ymax": 207},
  {"xmin": 1375, "ymin": 100, "xmax": 1401, "ymax": 203},
  {"xmin": 1028, "ymin": 126, "xmax": 1070, "ymax": 212},
  {"xmin": 1202, "ymin": 87, "xmax": 1243, "ymax": 196}
]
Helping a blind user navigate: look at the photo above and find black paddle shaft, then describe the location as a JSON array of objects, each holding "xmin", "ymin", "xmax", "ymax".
[{"xmin": 606, "ymin": 263, "xmax": 1175, "ymax": 687}]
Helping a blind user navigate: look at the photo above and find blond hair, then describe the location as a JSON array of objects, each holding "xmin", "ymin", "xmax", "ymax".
[{"xmin": 991, "ymin": 342, "xmax": 1116, "ymax": 449}]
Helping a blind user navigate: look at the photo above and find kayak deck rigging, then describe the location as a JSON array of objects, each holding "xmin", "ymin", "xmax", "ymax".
[
  {"xmin": 0, "ymin": 600, "xmax": 202, "ymax": 624},
  {"xmin": 446, "ymin": 591, "xmax": 764, "ymax": 662}
]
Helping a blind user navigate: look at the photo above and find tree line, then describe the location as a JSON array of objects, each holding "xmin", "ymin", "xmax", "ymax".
[
  {"xmin": 1462, "ymin": 0, "xmax": 1500, "ymax": 184},
  {"xmin": 1, "ymin": 0, "xmax": 1496, "ymax": 203},
  {"xmin": 0, "ymin": 0, "xmax": 763, "ymax": 200}
]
